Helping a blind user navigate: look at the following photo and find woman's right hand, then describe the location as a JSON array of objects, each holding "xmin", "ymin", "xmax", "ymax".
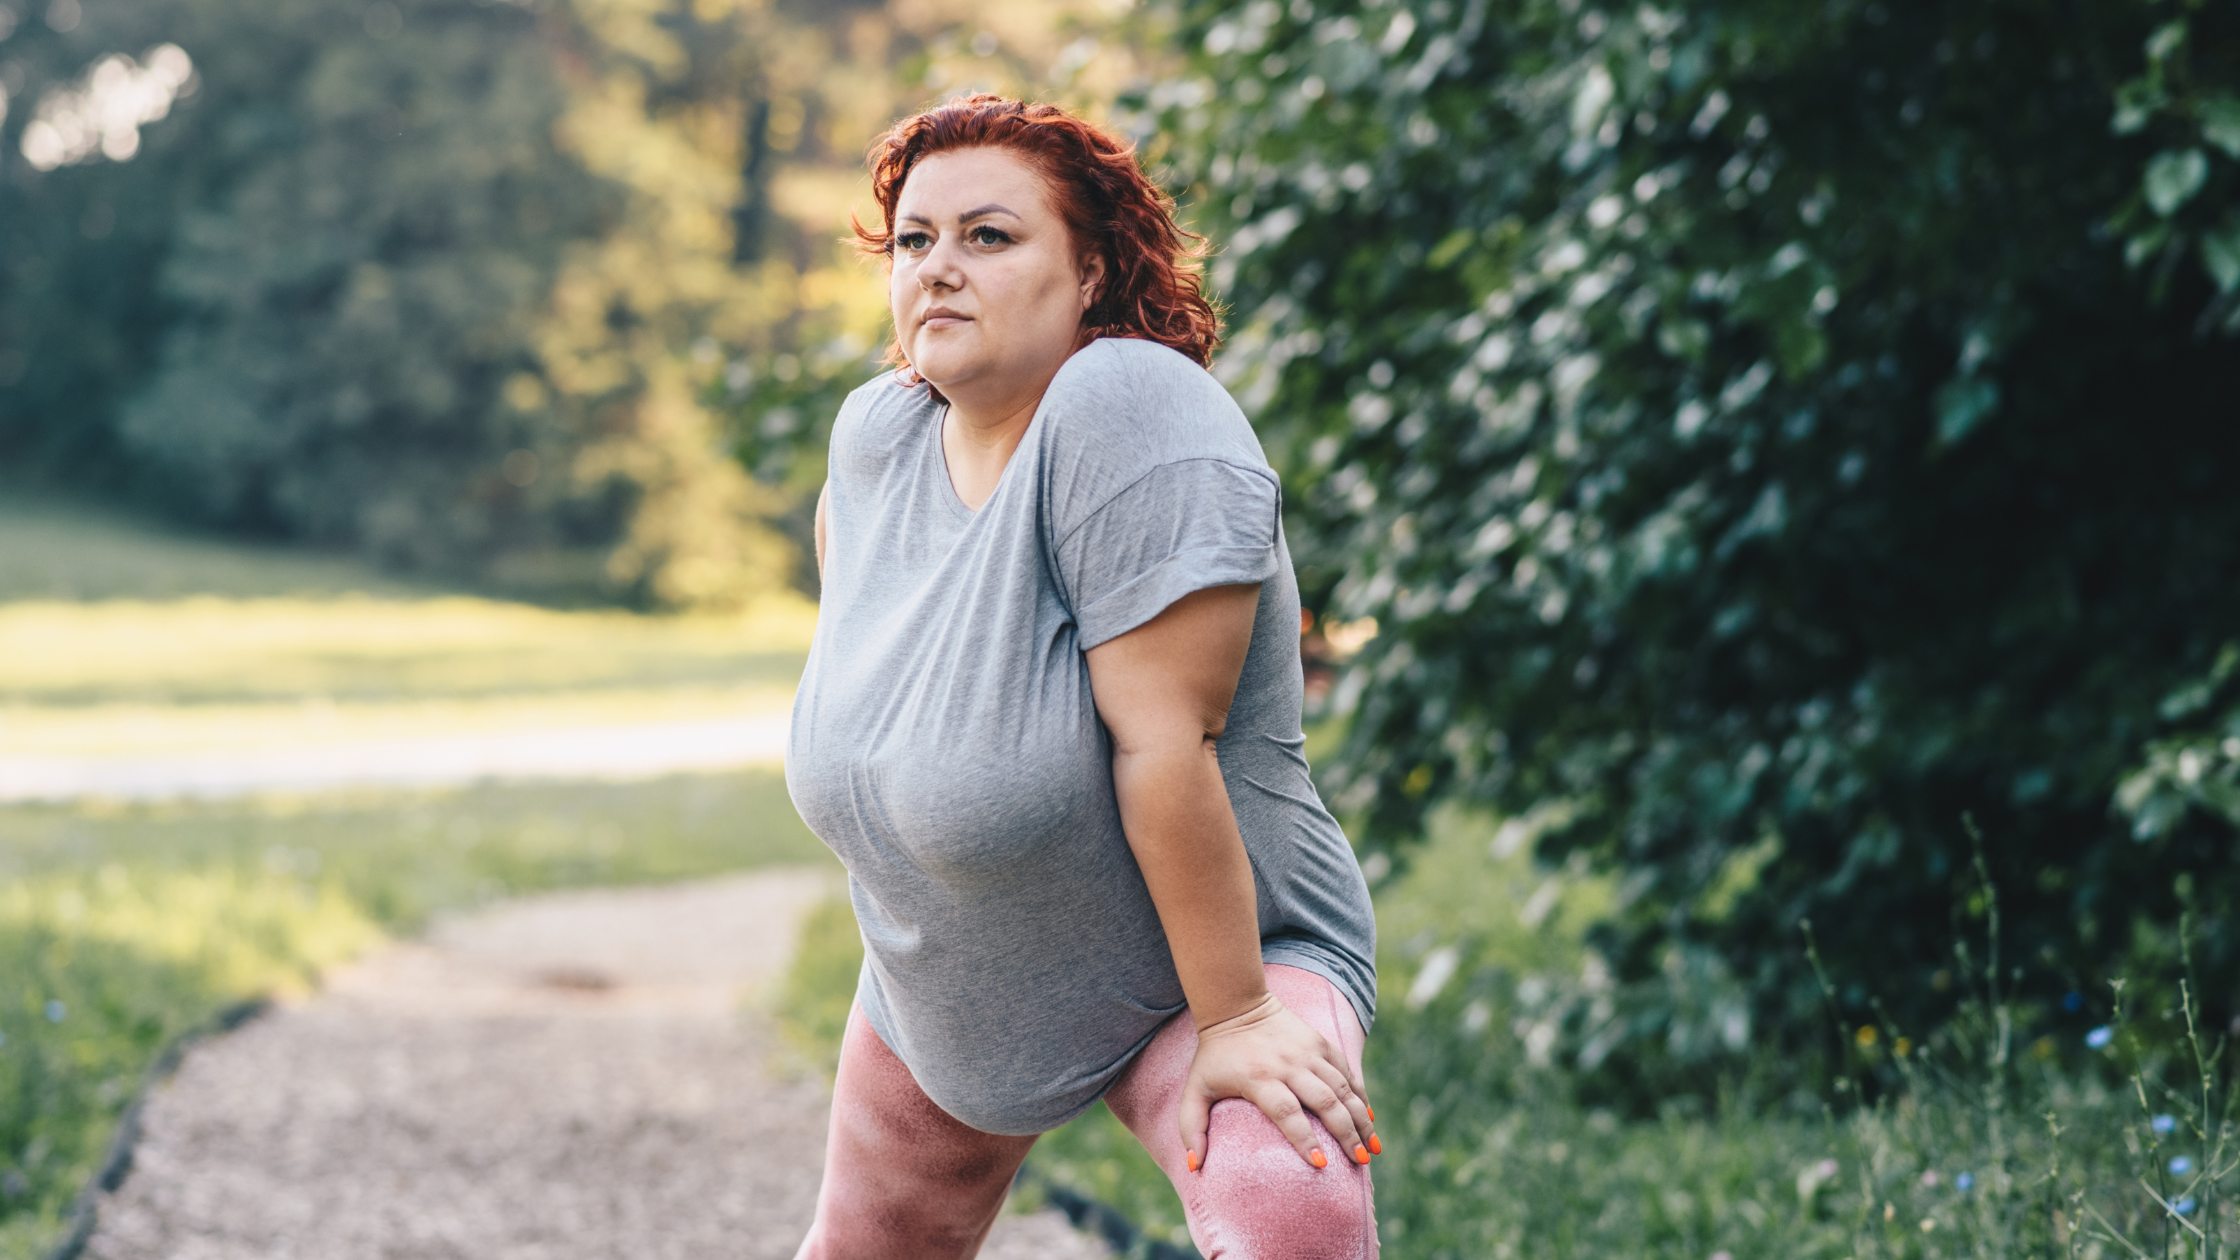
[{"xmin": 1178, "ymin": 992, "xmax": 1376, "ymax": 1171}]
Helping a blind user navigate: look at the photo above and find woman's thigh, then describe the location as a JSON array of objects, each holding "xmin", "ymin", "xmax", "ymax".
[
  {"xmin": 1104, "ymin": 963, "xmax": 1379, "ymax": 1260},
  {"xmin": 793, "ymin": 1004, "xmax": 1038, "ymax": 1260}
]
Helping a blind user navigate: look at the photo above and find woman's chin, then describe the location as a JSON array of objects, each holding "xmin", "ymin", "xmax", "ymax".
[{"xmin": 909, "ymin": 354, "xmax": 981, "ymax": 397}]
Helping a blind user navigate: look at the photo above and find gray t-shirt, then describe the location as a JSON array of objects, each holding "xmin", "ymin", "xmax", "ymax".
[{"xmin": 785, "ymin": 337, "xmax": 1376, "ymax": 1135}]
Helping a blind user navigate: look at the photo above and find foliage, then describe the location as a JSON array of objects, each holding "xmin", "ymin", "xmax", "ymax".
[
  {"xmin": 2119, "ymin": 643, "xmax": 2240, "ymax": 836},
  {"xmin": 0, "ymin": 0, "xmax": 806, "ymax": 606},
  {"xmin": 1129, "ymin": 0, "xmax": 2240, "ymax": 1080},
  {"xmin": 0, "ymin": 770, "xmax": 830, "ymax": 1256}
]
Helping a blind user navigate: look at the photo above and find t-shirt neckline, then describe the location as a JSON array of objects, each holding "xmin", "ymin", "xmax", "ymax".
[{"xmin": 932, "ymin": 398, "xmax": 1045, "ymax": 521}]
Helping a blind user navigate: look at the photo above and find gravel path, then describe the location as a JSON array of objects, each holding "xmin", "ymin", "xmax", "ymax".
[{"xmin": 78, "ymin": 870, "xmax": 1109, "ymax": 1260}]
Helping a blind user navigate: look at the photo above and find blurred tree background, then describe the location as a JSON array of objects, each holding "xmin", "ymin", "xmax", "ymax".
[
  {"xmin": 4, "ymin": 0, "xmax": 2238, "ymax": 1181},
  {"xmin": 1129, "ymin": 0, "xmax": 2240, "ymax": 1097},
  {"xmin": 0, "ymin": 0, "xmax": 1149, "ymax": 604}
]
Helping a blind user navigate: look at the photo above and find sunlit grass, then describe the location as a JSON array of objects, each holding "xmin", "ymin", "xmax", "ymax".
[{"xmin": 0, "ymin": 596, "xmax": 815, "ymax": 708}]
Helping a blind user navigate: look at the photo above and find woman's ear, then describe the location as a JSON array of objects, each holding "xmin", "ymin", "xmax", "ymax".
[{"xmin": 1079, "ymin": 249, "xmax": 1108, "ymax": 312}]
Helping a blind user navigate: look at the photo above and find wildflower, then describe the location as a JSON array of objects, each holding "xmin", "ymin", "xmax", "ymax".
[
  {"xmin": 2174, "ymin": 1196, "xmax": 2197, "ymax": 1216},
  {"xmin": 1920, "ymin": 1170, "xmax": 1941, "ymax": 1188},
  {"xmin": 1955, "ymin": 1172, "xmax": 1974, "ymax": 1192},
  {"xmin": 2062, "ymin": 991, "xmax": 2083, "ymax": 1012},
  {"xmin": 44, "ymin": 1000, "xmax": 66, "ymax": 1023},
  {"xmin": 2151, "ymin": 1114, "xmax": 2176, "ymax": 1135},
  {"xmin": 2085, "ymin": 1025, "xmax": 2114, "ymax": 1049},
  {"xmin": 2168, "ymin": 1156, "xmax": 2194, "ymax": 1177}
]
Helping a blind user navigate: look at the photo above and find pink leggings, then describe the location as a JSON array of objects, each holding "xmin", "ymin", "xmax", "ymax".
[{"xmin": 792, "ymin": 964, "xmax": 1377, "ymax": 1259}]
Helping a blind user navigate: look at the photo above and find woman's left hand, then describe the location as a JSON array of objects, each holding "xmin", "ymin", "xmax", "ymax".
[{"xmin": 1179, "ymin": 992, "xmax": 1375, "ymax": 1171}]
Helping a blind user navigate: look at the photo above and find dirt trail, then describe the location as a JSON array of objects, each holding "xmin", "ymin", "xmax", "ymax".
[{"xmin": 78, "ymin": 870, "xmax": 1108, "ymax": 1260}]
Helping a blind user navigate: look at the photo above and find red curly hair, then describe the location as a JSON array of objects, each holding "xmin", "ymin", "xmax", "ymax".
[{"xmin": 855, "ymin": 94, "xmax": 1222, "ymax": 371}]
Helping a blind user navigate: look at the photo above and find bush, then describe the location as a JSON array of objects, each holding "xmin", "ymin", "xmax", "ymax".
[{"xmin": 1129, "ymin": 0, "xmax": 2240, "ymax": 1078}]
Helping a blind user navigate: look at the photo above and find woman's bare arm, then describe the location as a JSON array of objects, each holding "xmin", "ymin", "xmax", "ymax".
[
  {"xmin": 814, "ymin": 482, "xmax": 830, "ymax": 581},
  {"xmin": 1086, "ymin": 584, "xmax": 1374, "ymax": 1172}
]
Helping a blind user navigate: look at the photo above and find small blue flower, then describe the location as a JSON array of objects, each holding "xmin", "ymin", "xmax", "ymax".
[
  {"xmin": 1955, "ymin": 1172, "xmax": 1974, "ymax": 1192},
  {"xmin": 2085, "ymin": 1025, "xmax": 2115, "ymax": 1049},
  {"xmin": 2152, "ymin": 1114, "xmax": 2177, "ymax": 1135},
  {"xmin": 44, "ymin": 1000, "xmax": 66, "ymax": 1023},
  {"xmin": 2174, "ymin": 1197, "xmax": 2198, "ymax": 1216},
  {"xmin": 2062, "ymin": 991, "xmax": 2083, "ymax": 1012},
  {"xmin": 2169, "ymin": 1156, "xmax": 2195, "ymax": 1177}
]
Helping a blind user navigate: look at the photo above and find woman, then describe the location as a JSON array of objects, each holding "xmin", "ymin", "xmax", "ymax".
[{"xmin": 785, "ymin": 94, "xmax": 1380, "ymax": 1260}]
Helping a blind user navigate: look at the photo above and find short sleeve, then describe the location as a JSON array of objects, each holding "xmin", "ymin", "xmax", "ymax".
[{"xmin": 1058, "ymin": 458, "xmax": 1280, "ymax": 650}]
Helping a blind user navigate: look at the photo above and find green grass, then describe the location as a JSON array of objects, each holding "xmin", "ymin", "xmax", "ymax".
[
  {"xmin": 0, "ymin": 491, "xmax": 427, "ymax": 604},
  {"xmin": 0, "ymin": 493, "xmax": 833, "ymax": 1256},
  {"xmin": 0, "ymin": 772, "xmax": 833, "ymax": 1257}
]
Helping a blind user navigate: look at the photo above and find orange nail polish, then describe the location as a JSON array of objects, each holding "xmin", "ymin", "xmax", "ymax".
[
  {"xmin": 1368, "ymin": 1134, "xmax": 1382, "ymax": 1155},
  {"xmin": 1353, "ymin": 1144, "xmax": 1371, "ymax": 1164},
  {"xmin": 1186, "ymin": 1150, "xmax": 1200, "ymax": 1173},
  {"xmin": 1367, "ymin": 1105, "xmax": 1375, "ymax": 1120},
  {"xmin": 1310, "ymin": 1149, "xmax": 1328, "ymax": 1169}
]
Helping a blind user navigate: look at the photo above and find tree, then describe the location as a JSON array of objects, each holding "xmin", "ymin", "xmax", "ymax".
[
  {"xmin": 0, "ymin": 0, "xmax": 792, "ymax": 605},
  {"xmin": 1135, "ymin": 0, "xmax": 2240, "ymax": 1079}
]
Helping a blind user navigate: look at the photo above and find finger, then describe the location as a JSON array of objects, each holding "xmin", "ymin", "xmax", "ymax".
[
  {"xmin": 1177, "ymin": 1082, "xmax": 1213, "ymax": 1173},
  {"xmin": 1247, "ymin": 1083, "xmax": 1328, "ymax": 1168},
  {"xmin": 1292, "ymin": 1069, "xmax": 1367, "ymax": 1163},
  {"xmin": 1306, "ymin": 1058, "xmax": 1375, "ymax": 1155},
  {"xmin": 1312, "ymin": 1029, "xmax": 1382, "ymax": 1153}
]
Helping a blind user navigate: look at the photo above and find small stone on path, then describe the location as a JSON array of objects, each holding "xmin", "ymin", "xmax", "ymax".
[{"xmin": 79, "ymin": 869, "xmax": 1109, "ymax": 1260}]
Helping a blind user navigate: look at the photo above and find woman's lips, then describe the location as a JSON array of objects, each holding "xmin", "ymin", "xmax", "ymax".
[{"xmin": 921, "ymin": 308, "xmax": 971, "ymax": 330}]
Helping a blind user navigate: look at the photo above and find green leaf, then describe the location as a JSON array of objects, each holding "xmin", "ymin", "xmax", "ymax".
[
  {"xmin": 2201, "ymin": 96, "xmax": 2240, "ymax": 159},
  {"xmin": 2204, "ymin": 220, "xmax": 2240, "ymax": 294},
  {"xmin": 1933, "ymin": 376, "xmax": 1999, "ymax": 446},
  {"xmin": 1428, "ymin": 229, "xmax": 1476, "ymax": 269},
  {"xmin": 2112, "ymin": 78, "xmax": 2162, "ymax": 136},
  {"xmin": 2145, "ymin": 20, "xmax": 2187, "ymax": 64},
  {"xmin": 2143, "ymin": 148, "xmax": 2208, "ymax": 216}
]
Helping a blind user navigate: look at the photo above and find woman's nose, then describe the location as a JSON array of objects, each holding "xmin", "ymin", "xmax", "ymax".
[{"xmin": 918, "ymin": 237, "xmax": 966, "ymax": 291}]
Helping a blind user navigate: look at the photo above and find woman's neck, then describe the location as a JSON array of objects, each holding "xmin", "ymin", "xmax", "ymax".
[{"xmin": 941, "ymin": 393, "xmax": 1039, "ymax": 512}]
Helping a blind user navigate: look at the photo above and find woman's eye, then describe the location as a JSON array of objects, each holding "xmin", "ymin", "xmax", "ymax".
[
  {"xmin": 896, "ymin": 231, "xmax": 931, "ymax": 251},
  {"xmin": 971, "ymin": 226, "xmax": 1011, "ymax": 246}
]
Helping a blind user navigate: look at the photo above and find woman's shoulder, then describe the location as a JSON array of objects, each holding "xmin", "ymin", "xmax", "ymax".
[
  {"xmin": 1036, "ymin": 339, "xmax": 1275, "ymax": 533},
  {"xmin": 1040, "ymin": 340, "xmax": 1265, "ymax": 464},
  {"xmin": 829, "ymin": 369, "xmax": 939, "ymax": 474},
  {"xmin": 837, "ymin": 368, "xmax": 940, "ymax": 435}
]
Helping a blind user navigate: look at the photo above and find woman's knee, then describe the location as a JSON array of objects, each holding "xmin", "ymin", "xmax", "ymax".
[{"xmin": 1182, "ymin": 1099, "xmax": 1377, "ymax": 1259}]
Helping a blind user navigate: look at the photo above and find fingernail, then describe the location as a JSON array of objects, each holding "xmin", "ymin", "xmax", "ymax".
[
  {"xmin": 1186, "ymin": 1150, "xmax": 1200, "ymax": 1173},
  {"xmin": 1310, "ymin": 1149, "xmax": 1328, "ymax": 1169},
  {"xmin": 1368, "ymin": 1134, "xmax": 1382, "ymax": 1155},
  {"xmin": 1367, "ymin": 1105, "xmax": 1375, "ymax": 1120},
  {"xmin": 1353, "ymin": 1144, "xmax": 1370, "ymax": 1164}
]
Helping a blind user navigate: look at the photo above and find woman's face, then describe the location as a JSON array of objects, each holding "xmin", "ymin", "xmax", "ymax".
[{"xmin": 888, "ymin": 146, "xmax": 1103, "ymax": 409}]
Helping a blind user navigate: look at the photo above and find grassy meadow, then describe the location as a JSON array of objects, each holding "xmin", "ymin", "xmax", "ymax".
[{"xmin": 0, "ymin": 495, "xmax": 828, "ymax": 1256}]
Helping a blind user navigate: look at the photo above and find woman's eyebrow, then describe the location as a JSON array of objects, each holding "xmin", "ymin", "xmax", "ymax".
[{"xmin": 898, "ymin": 204, "xmax": 1021, "ymax": 227}]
